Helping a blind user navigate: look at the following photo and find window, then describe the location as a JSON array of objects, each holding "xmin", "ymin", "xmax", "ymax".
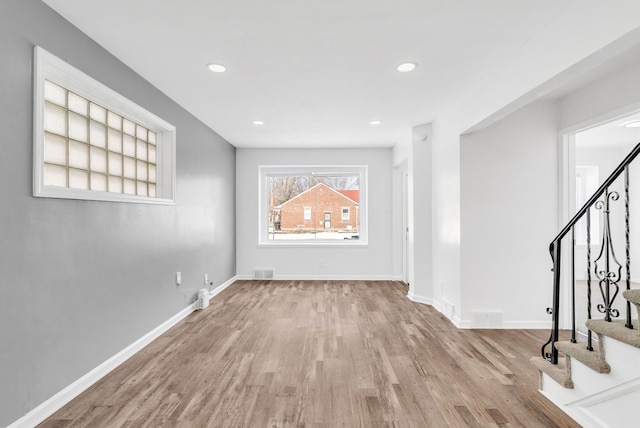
[
  {"xmin": 259, "ymin": 165, "xmax": 367, "ymax": 245},
  {"xmin": 33, "ymin": 46, "xmax": 176, "ymax": 204},
  {"xmin": 341, "ymin": 207, "xmax": 350, "ymax": 220},
  {"xmin": 575, "ymin": 165, "xmax": 600, "ymax": 245}
]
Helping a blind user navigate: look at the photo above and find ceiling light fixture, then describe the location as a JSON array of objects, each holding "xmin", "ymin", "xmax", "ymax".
[
  {"xmin": 623, "ymin": 120, "xmax": 640, "ymax": 128},
  {"xmin": 252, "ymin": 120, "xmax": 264, "ymax": 125},
  {"xmin": 207, "ymin": 63, "xmax": 226, "ymax": 73},
  {"xmin": 370, "ymin": 120, "xmax": 382, "ymax": 125},
  {"xmin": 396, "ymin": 62, "xmax": 418, "ymax": 72}
]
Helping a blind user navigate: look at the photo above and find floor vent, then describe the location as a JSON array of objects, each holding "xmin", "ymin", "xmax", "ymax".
[{"xmin": 254, "ymin": 269, "xmax": 274, "ymax": 279}]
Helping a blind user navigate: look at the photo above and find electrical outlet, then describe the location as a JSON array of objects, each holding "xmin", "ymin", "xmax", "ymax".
[
  {"xmin": 176, "ymin": 271, "xmax": 181, "ymax": 286},
  {"xmin": 204, "ymin": 273, "xmax": 208, "ymax": 285}
]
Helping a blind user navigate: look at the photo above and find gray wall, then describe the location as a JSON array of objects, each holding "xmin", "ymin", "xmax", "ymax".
[{"xmin": 0, "ymin": 1, "xmax": 236, "ymax": 425}]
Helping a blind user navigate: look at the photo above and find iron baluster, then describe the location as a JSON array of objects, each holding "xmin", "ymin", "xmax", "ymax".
[
  {"xmin": 625, "ymin": 165, "xmax": 633, "ymax": 329},
  {"xmin": 541, "ymin": 240, "xmax": 562, "ymax": 364},
  {"xmin": 571, "ymin": 226, "xmax": 576, "ymax": 343},
  {"xmin": 586, "ymin": 208, "xmax": 593, "ymax": 351},
  {"xmin": 594, "ymin": 188, "xmax": 622, "ymax": 322}
]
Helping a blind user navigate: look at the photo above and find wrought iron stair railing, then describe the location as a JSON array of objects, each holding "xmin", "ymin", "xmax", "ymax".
[{"xmin": 542, "ymin": 141, "xmax": 640, "ymax": 365}]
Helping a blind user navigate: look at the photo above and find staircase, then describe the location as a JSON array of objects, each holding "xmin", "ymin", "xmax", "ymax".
[{"xmin": 533, "ymin": 143, "xmax": 640, "ymax": 427}]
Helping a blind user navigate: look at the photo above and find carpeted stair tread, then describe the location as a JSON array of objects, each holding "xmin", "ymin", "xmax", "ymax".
[
  {"xmin": 554, "ymin": 341, "xmax": 610, "ymax": 373},
  {"xmin": 586, "ymin": 319, "xmax": 640, "ymax": 349},
  {"xmin": 530, "ymin": 356, "xmax": 574, "ymax": 389},
  {"xmin": 623, "ymin": 289, "xmax": 640, "ymax": 305}
]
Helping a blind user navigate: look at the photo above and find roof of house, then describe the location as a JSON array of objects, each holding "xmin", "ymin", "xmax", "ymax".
[
  {"xmin": 276, "ymin": 183, "xmax": 359, "ymax": 208},
  {"xmin": 338, "ymin": 190, "xmax": 359, "ymax": 203}
]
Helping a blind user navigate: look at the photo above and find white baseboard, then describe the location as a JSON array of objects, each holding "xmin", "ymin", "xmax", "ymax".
[
  {"xmin": 407, "ymin": 291, "xmax": 434, "ymax": 306},
  {"xmin": 236, "ymin": 274, "xmax": 396, "ymax": 281},
  {"xmin": 456, "ymin": 319, "xmax": 552, "ymax": 329},
  {"xmin": 8, "ymin": 276, "xmax": 237, "ymax": 428}
]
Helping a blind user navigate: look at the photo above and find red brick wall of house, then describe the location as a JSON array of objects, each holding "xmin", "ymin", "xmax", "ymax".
[{"xmin": 279, "ymin": 184, "xmax": 358, "ymax": 232}]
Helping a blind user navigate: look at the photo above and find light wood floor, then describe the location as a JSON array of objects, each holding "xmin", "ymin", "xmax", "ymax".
[{"xmin": 41, "ymin": 280, "xmax": 579, "ymax": 427}]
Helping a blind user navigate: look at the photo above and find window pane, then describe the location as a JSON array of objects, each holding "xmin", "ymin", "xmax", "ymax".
[
  {"xmin": 108, "ymin": 176, "xmax": 123, "ymax": 193},
  {"xmin": 68, "ymin": 92, "xmax": 88, "ymax": 115},
  {"xmin": 90, "ymin": 103, "xmax": 107, "ymax": 124},
  {"xmin": 68, "ymin": 112, "xmax": 87, "ymax": 142},
  {"xmin": 69, "ymin": 168, "xmax": 89, "ymax": 190},
  {"xmin": 44, "ymin": 102, "xmax": 67, "ymax": 135},
  {"xmin": 136, "ymin": 125, "xmax": 147, "ymax": 140},
  {"xmin": 123, "ymin": 156, "xmax": 136, "ymax": 179},
  {"xmin": 123, "ymin": 134, "xmax": 135, "ymax": 157},
  {"xmin": 90, "ymin": 146, "xmax": 107, "ymax": 173},
  {"xmin": 107, "ymin": 111, "xmax": 122, "ymax": 130},
  {"xmin": 44, "ymin": 80, "xmax": 66, "ymax": 106},
  {"xmin": 148, "ymin": 164, "xmax": 156, "ymax": 183},
  {"xmin": 108, "ymin": 152, "xmax": 123, "ymax": 176},
  {"xmin": 44, "ymin": 133, "xmax": 67, "ymax": 165},
  {"xmin": 137, "ymin": 160, "xmax": 147, "ymax": 181},
  {"xmin": 148, "ymin": 131, "xmax": 156, "ymax": 145},
  {"xmin": 123, "ymin": 118, "xmax": 135, "ymax": 136},
  {"xmin": 108, "ymin": 128, "xmax": 122, "ymax": 153},
  {"xmin": 137, "ymin": 139, "xmax": 147, "ymax": 161},
  {"xmin": 149, "ymin": 183, "xmax": 156, "ymax": 197},
  {"xmin": 69, "ymin": 140, "xmax": 89, "ymax": 169},
  {"xmin": 148, "ymin": 145, "xmax": 156, "ymax": 163},
  {"xmin": 123, "ymin": 178, "xmax": 136, "ymax": 194},
  {"xmin": 137, "ymin": 181, "xmax": 147, "ymax": 196},
  {"xmin": 90, "ymin": 120, "xmax": 106, "ymax": 147},
  {"xmin": 90, "ymin": 172, "xmax": 107, "ymax": 191},
  {"xmin": 43, "ymin": 164, "xmax": 67, "ymax": 187},
  {"xmin": 266, "ymin": 172, "xmax": 360, "ymax": 241}
]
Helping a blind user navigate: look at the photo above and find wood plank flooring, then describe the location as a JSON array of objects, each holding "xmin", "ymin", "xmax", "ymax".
[{"xmin": 40, "ymin": 280, "xmax": 579, "ymax": 427}]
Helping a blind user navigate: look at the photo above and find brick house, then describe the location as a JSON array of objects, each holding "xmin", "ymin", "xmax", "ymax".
[{"xmin": 273, "ymin": 183, "xmax": 359, "ymax": 232}]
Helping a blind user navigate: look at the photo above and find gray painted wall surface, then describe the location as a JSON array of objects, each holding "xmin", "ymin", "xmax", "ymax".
[{"xmin": 0, "ymin": 1, "xmax": 236, "ymax": 425}]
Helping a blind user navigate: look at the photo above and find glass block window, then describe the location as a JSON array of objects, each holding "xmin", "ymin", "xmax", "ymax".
[
  {"xmin": 43, "ymin": 81, "xmax": 158, "ymax": 197},
  {"xmin": 34, "ymin": 46, "xmax": 175, "ymax": 205}
]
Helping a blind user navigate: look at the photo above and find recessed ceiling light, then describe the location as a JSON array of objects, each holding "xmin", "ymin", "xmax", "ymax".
[
  {"xmin": 396, "ymin": 62, "xmax": 418, "ymax": 72},
  {"xmin": 623, "ymin": 120, "xmax": 640, "ymax": 128},
  {"xmin": 370, "ymin": 120, "xmax": 382, "ymax": 125},
  {"xmin": 207, "ymin": 63, "xmax": 226, "ymax": 73},
  {"xmin": 252, "ymin": 120, "xmax": 264, "ymax": 125}
]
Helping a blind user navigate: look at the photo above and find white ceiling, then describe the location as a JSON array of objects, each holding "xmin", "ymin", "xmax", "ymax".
[{"xmin": 41, "ymin": 0, "xmax": 575, "ymax": 149}]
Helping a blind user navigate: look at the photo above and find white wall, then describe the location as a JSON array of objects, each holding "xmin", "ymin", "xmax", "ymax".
[
  {"xmin": 460, "ymin": 100, "xmax": 559, "ymax": 328},
  {"xmin": 560, "ymin": 60, "xmax": 640, "ymax": 132},
  {"xmin": 408, "ymin": 124, "xmax": 434, "ymax": 304},
  {"xmin": 236, "ymin": 148, "xmax": 394, "ymax": 279},
  {"xmin": 425, "ymin": 3, "xmax": 640, "ymax": 327}
]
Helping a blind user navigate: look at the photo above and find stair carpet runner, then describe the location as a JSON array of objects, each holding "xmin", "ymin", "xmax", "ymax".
[{"xmin": 531, "ymin": 289, "xmax": 640, "ymax": 389}]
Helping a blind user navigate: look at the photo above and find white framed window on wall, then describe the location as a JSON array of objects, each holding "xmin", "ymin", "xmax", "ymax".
[
  {"xmin": 33, "ymin": 46, "xmax": 176, "ymax": 205},
  {"xmin": 259, "ymin": 165, "xmax": 367, "ymax": 246},
  {"xmin": 341, "ymin": 207, "xmax": 350, "ymax": 220}
]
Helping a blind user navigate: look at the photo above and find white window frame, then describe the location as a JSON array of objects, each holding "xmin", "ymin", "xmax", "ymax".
[
  {"xmin": 259, "ymin": 165, "xmax": 367, "ymax": 246},
  {"xmin": 33, "ymin": 46, "xmax": 176, "ymax": 205},
  {"xmin": 341, "ymin": 207, "xmax": 350, "ymax": 220}
]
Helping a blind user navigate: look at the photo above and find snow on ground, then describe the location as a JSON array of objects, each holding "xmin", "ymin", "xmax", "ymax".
[{"xmin": 268, "ymin": 232, "xmax": 359, "ymax": 240}]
